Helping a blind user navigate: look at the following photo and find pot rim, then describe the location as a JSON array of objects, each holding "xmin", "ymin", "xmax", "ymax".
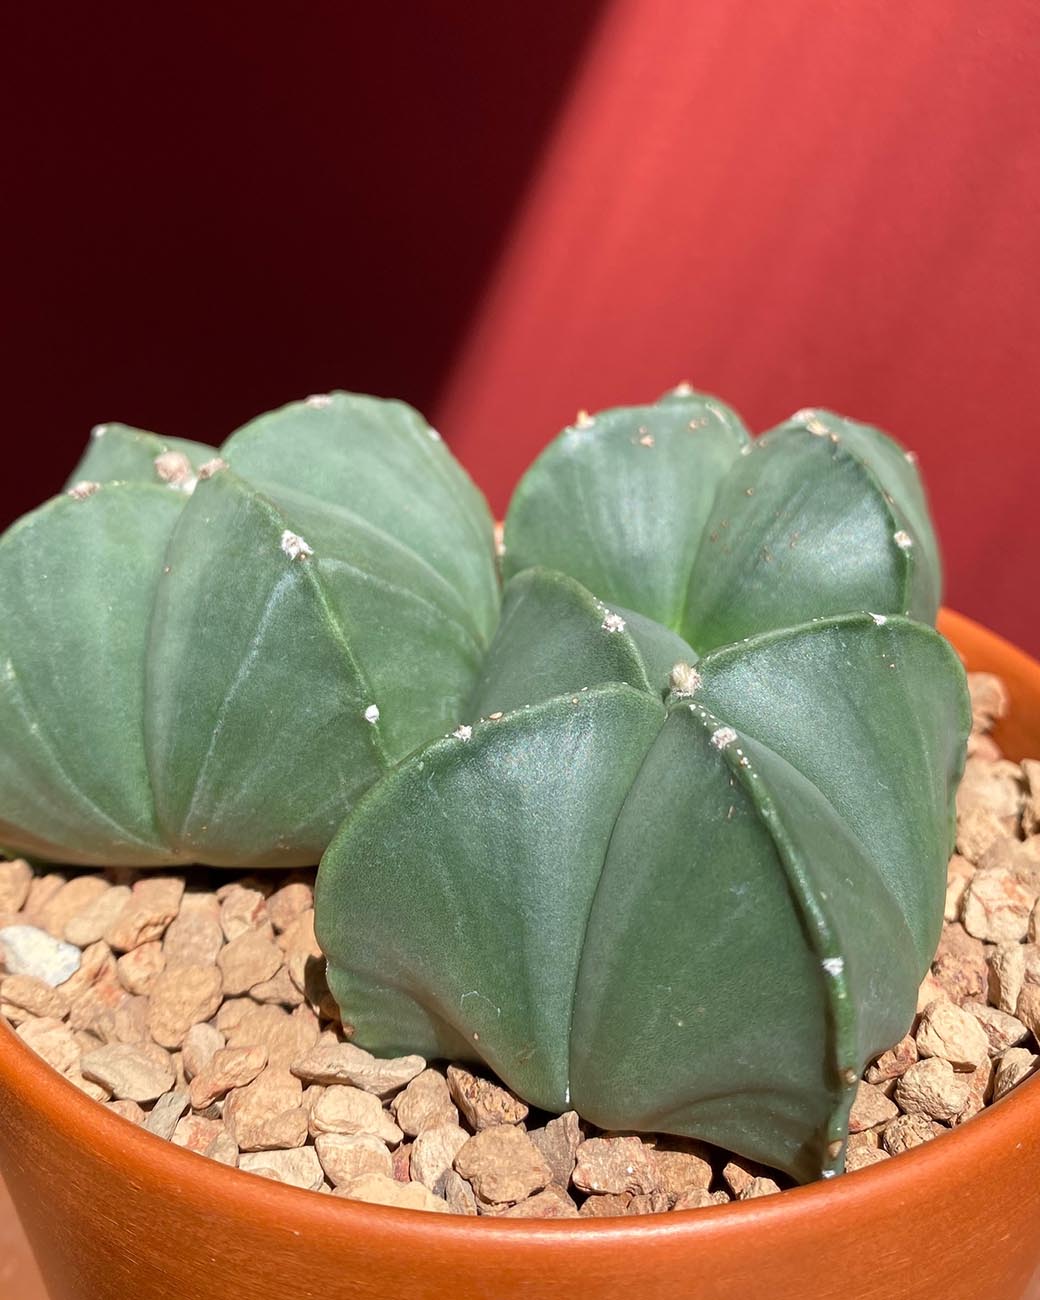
[{"xmin": 1, "ymin": 606, "xmax": 1037, "ymax": 1248}]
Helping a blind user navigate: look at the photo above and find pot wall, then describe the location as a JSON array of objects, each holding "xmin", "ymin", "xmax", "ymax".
[{"xmin": 0, "ymin": 609, "xmax": 1037, "ymax": 1300}]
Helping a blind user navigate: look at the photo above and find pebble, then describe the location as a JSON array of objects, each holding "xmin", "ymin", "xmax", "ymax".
[
  {"xmin": 116, "ymin": 941, "xmax": 166, "ymax": 995},
  {"xmin": 291, "ymin": 1042, "xmax": 425, "ymax": 1097},
  {"xmin": 219, "ymin": 886, "xmax": 268, "ymax": 942},
  {"xmin": 16, "ymin": 1016, "xmax": 80, "ymax": 1074},
  {"xmin": 528, "ymin": 1111, "xmax": 582, "ymax": 1187},
  {"xmin": 410, "ymin": 1122, "xmax": 469, "ymax": 1191},
  {"xmin": 915, "ymin": 999, "xmax": 990, "ymax": 1069},
  {"xmin": 205, "ymin": 1130, "xmax": 240, "ymax": 1166},
  {"xmin": 738, "ymin": 1176, "xmax": 782, "ymax": 1200},
  {"xmin": 65, "ymin": 886, "xmax": 130, "ymax": 947},
  {"xmin": 315, "ymin": 1133, "xmax": 393, "ymax": 1186},
  {"xmin": 224, "ymin": 1068, "xmax": 309, "ymax": 1152},
  {"xmin": 649, "ymin": 1141, "xmax": 714, "ymax": 1201},
  {"xmin": 0, "ymin": 860, "xmax": 31, "ymax": 913},
  {"xmin": 392, "ymin": 1069, "xmax": 458, "ymax": 1136},
  {"xmin": 1016, "ymin": 983, "xmax": 1040, "ymax": 1040},
  {"xmin": 147, "ymin": 963, "xmax": 223, "ymax": 1048},
  {"xmin": 441, "ymin": 1169, "xmax": 478, "ymax": 1215},
  {"xmin": 163, "ymin": 900, "xmax": 224, "ymax": 968},
  {"xmin": 950, "ymin": 1059, "xmax": 994, "ymax": 1125},
  {"xmin": 993, "ymin": 1047, "xmax": 1038, "ymax": 1100},
  {"xmin": 988, "ymin": 942, "xmax": 1026, "ymax": 1013},
  {"xmin": 217, "ymin": 928, "xmax": 283, "ymax": 996},
  {"xmin": 106, "ymin": 1098, "xmax": 146, "ymax": 1125},
  {"xmin": 267, "ymin": 882, "xmax": 314, "ymax": 934},
  {"xmin": 454, "ymin": 1126, "xmax": 552, "ymax": 1205},
  {"xmin": 309, "ymin": 1085, "xmax": 404, "ymax": 1145},
  {"xmin": 848, "ymin": 1080, "xmax": 899, "ymax": 1131},
  {"xmin": 447, "ymin": 1064, "xmax": 529, "ymax": 1129},
  {"xmin": 59, "ymin": 940, "xmax": 116, "ymax": 1000},
  {"xmin": 572, "ymin": 1135, "xmax": 656, "ymax": 1196},
  {"xmin": 335, "ymin": 1172, "xmax": 450, "ymax": 1213},
  {"xmin": 181, "ymin": 1021, "xmax": 225, "ymax": 1079},
  {"xmin": 0, "ymin": 925, "xmax": 81, "ymax": 986},
  {"xmin": 143, "ymin": 1090, "xmax": 190, "ymax": 1139},
  {"xmin": 500, "ymin": 1185, "xmax": 579, "ymax": 1218},
  {"xmin": 673, "ymin": 1188, "xmax": 733, "ymax": 1209},
  {"xmin": 864, "ymin": 1034, "xmax": 918, "ymax": 1084},
  {"xmin": 240, "ymin": 1146, "xmax": 324, "ymax": 1191},
  {"xmin": 844, "ymin": 1146, "xmax": 891, "ymax": 1172},
  {"xmin": 963, "ymin": 1002, "xmax": 1029, "ymax": 1056},
  {"xmin": 0, "ymin": 973, "xmax": 70, "ymax": 1022},
  {"xmin": 881, "ymin": 1113, "xmax": 943, "ymax": 1154},
  {"xmin": 173, "ymin": 1114, "xmax": 225, "ymax": 1153},
  {"xmin": 894, "ymin": 1058, "xmax": 971, "ymax": 1121},
  {"xmin": 189, "ymin": 1045, "xmax": 269, "ymax": 1109},
  {"xmin": 962, "ymin": 868, "xmax": 1036, "ymax": 943},
  {"xmin": 104, "ymin": 877, "xmax": 184, "ymax": 951},
  {"xmin": 223, "ymin": 1002, "xmax": 319, "ymax": 1069},
  {"xmin": 249, "ymin": 968, "xmax": 304, "ymax": 1007},
  {"xmin": 81, "ymin": 1042, "xmax": 175, "ymax": 1102},
  {"xmin": 35, "ymin": 876, "xmax": 110, "ymax": 940}
]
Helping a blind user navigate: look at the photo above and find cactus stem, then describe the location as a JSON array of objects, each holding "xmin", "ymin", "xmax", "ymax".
[
  {"xmin": 280, "ymin": 530, "xmax": 314, "ymax": 561},
  {"xmin": 600, "ymin": 611, "xmax": 626, "ymax": 633},
  {"xmin": 710, "ymin": 726, "xmax": 738, "ymax": 750},
  {"xmin": 304, "ymin": 393, "xmax": 333, "ymax": 409},
  {"xmin": 452, "ymin": 724, "xmax": 473, "ymax": 741},
  {"xmin": 363, "ymin": 704, "xmax": 380, "ymax": 724},
  {"xmin": 893, "ymin": 530, "xmax": 913, "ymax": 551},
  {"xmin": 67, "ymin": 480, "xmax": 101, "ymax": 501},
  {"xmin": 669, "ymin": 662, "xmax": 702, "ymax": 697}
]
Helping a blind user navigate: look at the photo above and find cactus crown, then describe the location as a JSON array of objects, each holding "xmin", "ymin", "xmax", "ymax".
[{"xmin": 0, "ymin": 387, "xmax": 968, "ymax": 1181}]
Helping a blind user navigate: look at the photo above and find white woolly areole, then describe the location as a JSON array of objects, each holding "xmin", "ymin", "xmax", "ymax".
[
  {"xmin": 305, "ymin": 393, "xmax": 333, "ymax": 409},
  {"xmin": 893, "ymin": 530, "xmax": 913, "ymax": 551},
  {"xmin": 821, "ymin": 956, "xmax": 845, "ymax": 976},
  {"xmin": 601, "ymin": 611, "xmax": 626, "ymax": 633},
  {"xmin": 710, "ymin": 726, "xmax": 738, "ymax": 750},
  {"xmin": 673, "ymin": 381, "xmax": 694, "ymax": 396},
  {"xmin": 68, "ymin": 480, "xmax": 101, "ymax": 501},
  {"xmin": 427, "ymin": 427, "xmax": 443, "ymax": 441},
  {"xmin": 452, "ymin": 724, "xmax": 473, "ymax": 741},
  {"xmin": 280, "ymin": 530, "xmax": 313, "ymax": 560},
  {"xmin": 669, "ymin": 662, "xmax": 702, "ymax": 696},
  {"xmin": 154, "ymin": 451, "xmax": 197, "ymax": 492},
  {"xmin": 198, "ymin": 457, "xmax": 228, "ymax": 480},
  {"xmin": 869, "ymin": 612, "xmax": 888, "ymax": 626},
  {"xmin": 91, "ymin": 424, "xmax": 108, "ymax": 439},
  {"xmin": 793, "ymin": 409, "xmax": 830, "ymax": 436},
  {"xmin": 364, "ymin": 704, "xmax": 380, "ymax": 724},
  {"xmin": 574, "ymin": 409, "xmax": 595, "ymax": 429}
]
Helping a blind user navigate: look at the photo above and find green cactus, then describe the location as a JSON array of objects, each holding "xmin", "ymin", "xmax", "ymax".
[
  {"xmin": 316, "ymin": 390, "xmax": 969, "ymax": 1181},
  {"xmin": 0, "ymin": 393, "xmax": 498, "ymax": 866}
]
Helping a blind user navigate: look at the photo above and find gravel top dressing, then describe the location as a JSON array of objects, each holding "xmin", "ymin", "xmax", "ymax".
[{"xmin": 1, "ymin": 671, "xmax": 1037, "ymax": 1218}]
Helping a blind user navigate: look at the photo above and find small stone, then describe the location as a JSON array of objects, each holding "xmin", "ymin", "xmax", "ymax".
[
  {"xmin": 116, "ymin": 941, "xmax": 166, "ymax": 995},
  {"xmin": 957, "ymin": 808, "xmax": 1008, "ymax": 863},
  {"xmin": 410, "ymin": 1123, "xmax": 469, "ymax": 1192},
  {"xmin": 309, "ymin": 1085, "xmax": 403, "ymax": 1144},
  {"xmin": 66, "ymin": 975, "xmax": 125, "ymax": 1043},
  {"xmin": 249, "ymin": 967, "xmax": 304, "ymax": 1007},
  {"xmin": 189, "ymin": 1045, "xmax": 269, "ymax": 1109},
  {"xmin": 865, "ymin": 1034, "xmax": 918, "ymax": 1084},
  {"xmin": 143, "ymin": 1090, "xmax": 190, "ymax": 1139},
  {"xmin": 68, "ymin": 1073, "xmax": 110, "ymax": 1102},
  {"xmin": 963, "ymin": 868, "xmax": 1037, "ymax": 942},
  {"xmin": 441, "ymin": 1169, "xmax": 478, "ymax": 1215},
  {"xmin": 673, "ymin": 1188, "xmax": 733, "ymax": 1210},
  {"xmin": 205, "ymin": 1131, "xmax": 240, "ymax": 1166},
  {"xmin": 224, "ymin": 1067, "xmax": 309, "ymax": 1151},
  {"xmin": 848, "ymin": 1080, "xmax": 899, "ymax": 1131},
  {"xmin": 0, "ymin": 973, "xmax": 70, "ymax": 1022},
  {"xmin": 0, "ymin": 860, "xmax": 32, "ymax": 913},
  {"xmin": 335, "ymin": 1173, "xmax": 450, "ymax": 1213},
  {"xmin": 240, "ymin": 1147, "xmax": 324, "ymax": 1191},
  {"xmin": 738, "ymin": 1177, "xmax": 782, "ymax": 1200},
  {"xmin": 528, "ymin": 1111, "xmax": 582, "ymax": 1187},
  {"xmin": 721, "ymin": 1159, "xmax": 761, "ymax": 1197},
  {"xmin": 81, "ymin": 1042, "xmax": 175, "ymax": 1102},
  {"xmin": 391, "ymin": 1142, "xmax": 412, "ymax": 1183},
  {"xmin": 1015, "ymin": 983, "xmax": 1040, "ymax": 1040},
  {"xmin": 392, "ymin": 1069, "xmax": 458, "ymax": 1136},
  {"xmin": 916, "ymin": 972, "xmax": 952, "ymax": 1012},
  {"xmin": 291, "ymin": 1042, "xmax": 425, "ymax": 1096},
  {"xmin": 950, "ymin": 1058, "xmax": 994, "ymax": 1125},
  {"xmin": 147, "ymin": 963, "xmax": 223, "ymax": 1048},
  {"xmin": 106, "ymin": 1099, "xmax": 146, "ymax": 1125},
  {"xmin": 845, "ymin": 1146, "xmax": 892, "ymax": 1172},
  {"xmin": 222, "ymin": 1002, "xmax": 319, "ymax": 1069},
  {"xmin": 915, "ymin": 999, "xmax": 990, "ymax": 1069},
  {"xmin": 315, "ymin": 1133, "xmax": 393, "ymax": 1186},
  {"xmin": 454, "ymin": 1126, "xmax": 552, "ymax": 1205},
  {"xmin": 648, "ymin": 1140, "xmax": 714, "ymax": 1202},
  {"xmin": 173, "ymin": 1114, "xmax": 225, "ymax": 1154},
  {"xmin": 930, "ymin": 928, "xmax": 989, "ymax": 1004},
  {"xmin": 894, "ymin": 1058, "xmax": 971, "ymax": 1121},
  {"xmin": 163, "ymin": 904, "xmax": 224, "ymax": 968},
  {"xmin": 267, "ymin": 882, "xmax": 313, "ymax": 934},
  {"xmin": 500, "ymin": 1185, "xmax": 579, "ymax": 1218},
  {"xmin": 0, "ymin": 925, "xmax": 81, "ymax": 986},
  {"xmin": 989, "ymin": 942, "xmax": 1027, "ymax": 1013},
  {"xmin": 572, "ymin": 1135, "xmax": 655, "ymax": 1196},
  {"xmin": 219, "ymin": 886, "xmax": 268, "ymax": 941},
  {"xmin": 446, "ymin": 1065, "xmax": 528, "ymax": 1129},
  {"xmin": 217, "ymin": 927, "xmax": 283, "ymax": 996},
  {"xmin": 16, "ymin": 1016, "xmax": 79, "ymax": 1074},
  {"xmin": 65, "ymin": 886, "xmax": 131, "ymax": 947},
  {"xmin": 993, "ymin": 1047, "xmax": 1038, "ymax": 1100},
  {"xmin": 181, "ymin": 1021, "xmax": 225, "ymax": 1080},
  {"xmin": 58, "ymin": 940, "xmax": 117, "ymax": 1000},
  {"xmin": 963, "ymin": 1002, "xmax": 1029, "ymax": 1056},
  {"xmin": 968, "ymin": 673, "xmax": 1009, "ymax": 732},
  {"xmin": 958, "ymin": 758, "xmax": 1024, "ymax": 829},
  {"xmin": 24, "ymin": 873, "xmax": 66, "ymax": 917},
  {"xmin": 104, "ymin": 878, "xmax": 184, "ymax": 952},
  {"xmin": 1022, "ymin": 760, "xmax": 1040, "ymax": 836},
  {"xmin": 34, "ymin": 875, "xmax": 110, "ymax": 939},
  {"xmin": 882, "ymin": 1113, "xmax": 943, "ymax": 1155},
  {"xmin": 578, "ymin": 1193, "xmax": 640, "ymax": 1217},
  {"xmin": 1031, "ymin": 899, "xmax": 1040, "ymax": 943}
]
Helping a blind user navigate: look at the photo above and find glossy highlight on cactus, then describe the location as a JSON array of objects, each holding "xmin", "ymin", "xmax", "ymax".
[
  {"xmin": 0, "ymin": 393, "xmax": 498, "ymax": 866},
  {"xmin": 316, "ymin": 389, "xmax": 970, "ymax": 1183}
]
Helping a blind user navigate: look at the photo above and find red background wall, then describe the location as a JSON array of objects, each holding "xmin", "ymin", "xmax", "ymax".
[{"xmin": 4, "ymin": 0, "xmax": 1039, "ymax": 651}]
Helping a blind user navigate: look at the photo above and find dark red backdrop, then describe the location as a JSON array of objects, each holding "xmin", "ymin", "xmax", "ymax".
[{"xmin": 5, "ymin": 0, "xmax": 1039, "ymax": 651}]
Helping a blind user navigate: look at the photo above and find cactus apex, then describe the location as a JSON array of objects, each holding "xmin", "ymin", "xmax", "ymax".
[{"xmin": 669, "ymin": 662, "xmax": 702, "ymax": 697}]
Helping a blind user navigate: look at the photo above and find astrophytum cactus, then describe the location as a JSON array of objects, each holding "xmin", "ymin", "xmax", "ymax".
[
  {"xmin": 0, "ymin": 393, "xmax": 497, "ymax": 866},
  {"xmin": 317, "ymin": 389, "xmax": 970, "ymax": 1181}
]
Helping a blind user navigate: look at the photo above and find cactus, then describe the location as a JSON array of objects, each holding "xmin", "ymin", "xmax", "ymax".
[
  {"xmin": 0, "ymin": 393, "xmax": 498, "ymax": 866},
  {"xmin": 317, "ymin": 390, "xmax": 969, "ymax": 1181}
]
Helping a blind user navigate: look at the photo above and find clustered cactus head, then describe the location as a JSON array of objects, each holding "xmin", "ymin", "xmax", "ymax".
[
  {"xmin": 316, "ymin": 388, "xmax": 969, "ymax": 1182},
  {"xmin": 0, "ymin": 386, "xmax": 970, "ymax": 1182},
  {"xmin": 0, "ymin": 394, "xmax": 497, "ymax": 866}
]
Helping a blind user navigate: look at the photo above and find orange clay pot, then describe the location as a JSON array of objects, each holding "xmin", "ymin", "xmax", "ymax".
[{"xmin": 0, "ymin": 608, "xmax": 1037, "ymax": 1300}]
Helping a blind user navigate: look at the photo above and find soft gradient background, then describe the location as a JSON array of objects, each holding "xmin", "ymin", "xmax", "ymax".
[{"xmin": 5, "ymin": 0, "xmax": 1039, "ymax": 654}]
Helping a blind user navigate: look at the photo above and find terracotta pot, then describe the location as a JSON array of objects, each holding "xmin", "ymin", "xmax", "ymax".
[{"xmin": 1, "ymin": 608, "xmax": 1037, "ymax": 1300}]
